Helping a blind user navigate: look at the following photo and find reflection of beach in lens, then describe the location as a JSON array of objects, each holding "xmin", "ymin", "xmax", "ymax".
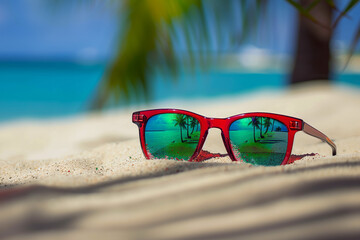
[
  {"xmin": 229, "ymin": 117, "xmax": 288, "ymax": 166},
  {"xmin": 145, "ymin": 113, "xmax": 200, "ymax": 160}
]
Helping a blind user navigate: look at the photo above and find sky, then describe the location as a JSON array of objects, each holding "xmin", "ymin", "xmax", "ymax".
[
  {"xmin": 0, "ymin": 0, "xmax": 359, "ymax": 61},
  {"xmin": 0, "ymin": 0, "xmax": 119, "ymax": 60}
]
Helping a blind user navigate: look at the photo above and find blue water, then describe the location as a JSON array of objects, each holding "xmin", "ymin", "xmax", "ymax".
[{"xmin": 0, "ymin": 61, "xmax": 359, "ymax": 122}]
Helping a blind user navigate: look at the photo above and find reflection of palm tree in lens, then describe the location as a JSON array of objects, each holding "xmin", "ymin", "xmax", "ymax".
[
  {"xmin": 264, "ymin": 118, "xmax": 273, "ymax": 134},
  {"xmin": 174, "ymin": 114, "xmax": 186, "ymax": 143},
  {"xmin": 271, "ymin": 119, "xmax": 275, "ymax": 132},
  {"xmin": 190, "ymin": 117, "xmax": 197, "ymax": 134},
  {"xmin": 276, "ymin": 126, "xmax": 282, "ymax": 132},
  {"xmin": 184, "ymin": 116, "xmax": 191, "ymax": 138},
  {"xmin": 248, "ymin": 117, "xmax": 261, "ymax": 143},
  {"xmin": 259, "ymin": 117, "xmax": 264, "ymax": 138}
]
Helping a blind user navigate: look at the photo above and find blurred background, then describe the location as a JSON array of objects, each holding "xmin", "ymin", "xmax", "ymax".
[{"xmin": 0, "ymin": 0, "xmax": 359, "ymax": 122}]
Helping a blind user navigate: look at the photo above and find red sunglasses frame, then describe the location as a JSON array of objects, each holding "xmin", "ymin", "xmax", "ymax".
[{"xmin": 132, "ymin": 109, "xmax": 336, "ymax": 165}]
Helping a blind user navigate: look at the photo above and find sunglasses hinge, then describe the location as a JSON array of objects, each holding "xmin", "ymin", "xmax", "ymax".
[
  {"xmin": 289, "ymin": 120, "xmax": 302, "ymax": 130},
  {"xmin": 132, "ymin": 112, "xmax": 146, "ymax": 126}
]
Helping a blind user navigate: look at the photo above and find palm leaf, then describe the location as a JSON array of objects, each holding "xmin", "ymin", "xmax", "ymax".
[
  {"xmin": 333, "ymin": 0, "xmax": 360, "ymax": 28},
  {"xmin": 285, "ymin": 0, "xmax": 326, "ymax": 28},
  {"xmin": 89, "ymin": 0, "xmax": 359, "ymax": 109},
  {"xmin": 306, "ymin": 0, "xmax": 323, "ymax": 11},
  {"xmin": 91, "ymin": 0, "xmax": 203, "ymax": 109},
  {"xmin": 91, "ymin": 0, "xmax": 266, "ymax": 109},
  {"xmin": 324, "ymin": 0, "xmax": 341, "ymax": 13}
]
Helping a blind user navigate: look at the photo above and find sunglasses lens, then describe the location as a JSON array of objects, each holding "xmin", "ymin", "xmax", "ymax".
[
  {"xmin": 229, "ymin": 117, "xmax": 288, "ymax": 166},
  {"xmin": 145, "ymin": 113, "xmax": 201, "ymax": 161}
]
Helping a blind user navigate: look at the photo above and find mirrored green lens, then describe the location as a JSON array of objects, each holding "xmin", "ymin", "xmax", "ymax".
[
  {"xmin": 145, "ymin": 113, "xmax": 201, "ymax": 161},
  {"xmin": 229, "ymin": 117, "xmax": 288, "ymax": 166}
]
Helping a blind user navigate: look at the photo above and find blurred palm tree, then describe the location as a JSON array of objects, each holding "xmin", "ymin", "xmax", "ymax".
[{"xmin": 90, "ymin": 0, "xmax": 360, "ymax": 108}]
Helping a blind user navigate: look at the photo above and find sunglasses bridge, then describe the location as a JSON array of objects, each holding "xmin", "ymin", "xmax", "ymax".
[
  {"xmin": 200, "ymin": 117, "xmax": 233, "ymax": 158},
  {"xmin": 205, "ymin": 117, "xmax": 228, "ymax": 130}
]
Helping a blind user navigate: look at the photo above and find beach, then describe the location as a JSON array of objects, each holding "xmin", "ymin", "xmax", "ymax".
[{"xmin": 1, "ymin": 83, "xmax": 360, "ymax": 239}]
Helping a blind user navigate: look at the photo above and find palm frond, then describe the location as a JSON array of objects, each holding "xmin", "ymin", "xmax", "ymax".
[
  {"xmin": 89, "ymin": 0, "xmax": 359, "ymax": 109},
  {"xmin": 91, "ymin": 0, "xmax": 203, "ymax": 109},
  {"xmin": 333, "ymin": 0, "xmax": 360, "ymax": 27},
  {"xmin": 91, "ymin": 0, "xmax": 266, "ymax": 109},
  {"xmin": 286, "ymin": 0, "xmax": 326, "ymax": 27}
]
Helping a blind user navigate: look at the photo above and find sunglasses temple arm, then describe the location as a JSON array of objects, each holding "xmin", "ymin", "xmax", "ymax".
[{"xmin": 302, "ymin": 122, "xmax": 337, "ymax": 156}]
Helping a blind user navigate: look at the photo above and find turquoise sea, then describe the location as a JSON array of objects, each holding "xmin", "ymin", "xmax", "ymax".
[{"xmin": 0, "ymin": 61, "xmax": 359, "ymax": 122}]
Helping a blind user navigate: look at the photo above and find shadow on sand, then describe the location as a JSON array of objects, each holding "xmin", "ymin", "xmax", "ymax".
[{"xmin": 0, "ymin": 153, "xmax": 360, "ymax": 239}]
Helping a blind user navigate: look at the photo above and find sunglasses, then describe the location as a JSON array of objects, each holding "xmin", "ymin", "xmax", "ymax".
[{"xmin": 132, "ymin": 109, "xmax": 336, "ymax": 166}]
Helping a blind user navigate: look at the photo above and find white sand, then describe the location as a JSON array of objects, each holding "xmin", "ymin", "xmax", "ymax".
[{"xmin": 0, "ymin": 83, "xmax": 360, "ymax": 239}]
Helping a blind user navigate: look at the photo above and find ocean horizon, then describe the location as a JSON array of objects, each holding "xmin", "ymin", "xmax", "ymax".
[{"xmin": 0, "ymin": 61, "xmax": 359, "ymax": 123}]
